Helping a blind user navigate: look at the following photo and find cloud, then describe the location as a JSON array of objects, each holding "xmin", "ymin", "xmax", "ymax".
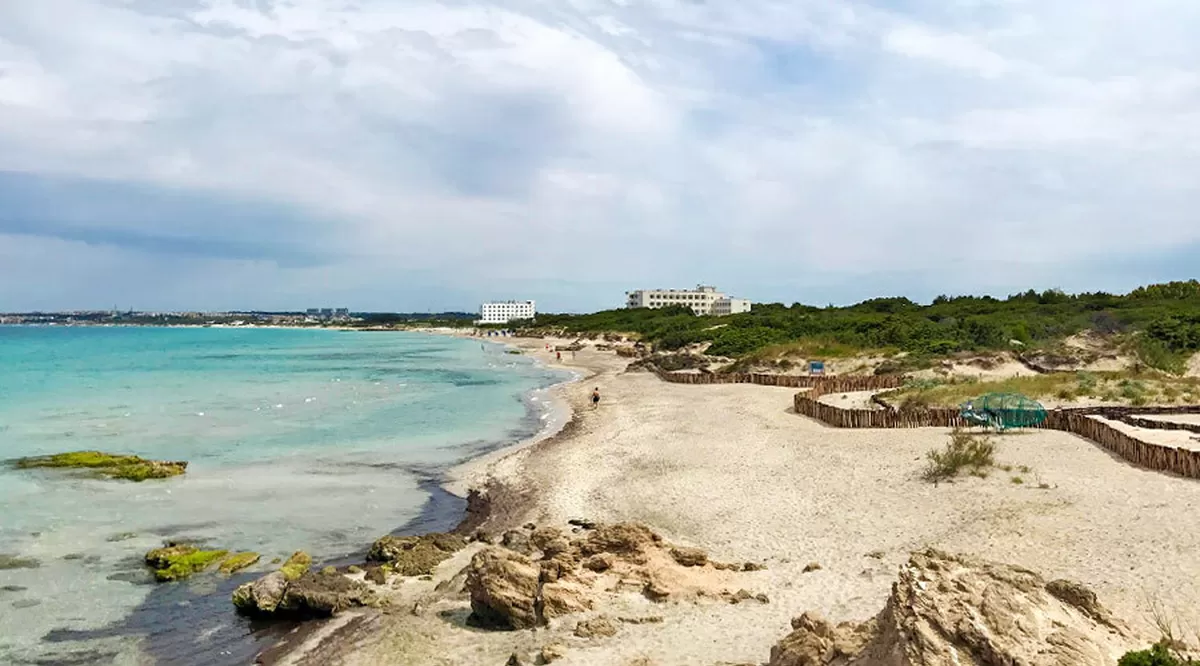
[{"xmin": 0, "ymin": 0, "xmax": 1198, "ymax": 311}]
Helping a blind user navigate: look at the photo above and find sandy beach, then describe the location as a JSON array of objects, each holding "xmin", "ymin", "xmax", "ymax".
[{"xmin": 277, "ymin": 337, "xmax": 1200, "ymax": 665}]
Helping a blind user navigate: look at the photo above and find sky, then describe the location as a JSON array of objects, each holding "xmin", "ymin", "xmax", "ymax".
[{"xmin": 1, "ymin": 0, "xmax": 1199, "ymax": 313}]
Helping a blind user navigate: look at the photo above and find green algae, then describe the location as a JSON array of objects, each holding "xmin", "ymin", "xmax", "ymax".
[
  {"xmin": 218, "ymin": 552, "xmax": 261, "ymax": 574},
  {"xmin": 14, "ymin": 451, "xmax": 187, "ymax": 482},
  {"xmin": 280, "ymin": 551, "xmax": 312, "ymax": 581},
  {"xmin": 145, "ymin": 544, "xmax": 228, "ymax": 582}
]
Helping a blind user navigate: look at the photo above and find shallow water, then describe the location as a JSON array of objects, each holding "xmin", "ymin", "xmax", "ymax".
[{"xmin": 0, "ymin": 326, "xmax": 567, "ymax": 664}]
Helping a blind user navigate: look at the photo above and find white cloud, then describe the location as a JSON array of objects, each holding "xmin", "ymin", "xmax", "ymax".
[{"xmin": 0, "ymin": 0, "xmax": 1199, "ymax": 310}]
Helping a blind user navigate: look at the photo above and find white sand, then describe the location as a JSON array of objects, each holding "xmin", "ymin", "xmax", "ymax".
[{"xmin": 340, "ymin": 341, "xmax": 1200, "ymax": 665}]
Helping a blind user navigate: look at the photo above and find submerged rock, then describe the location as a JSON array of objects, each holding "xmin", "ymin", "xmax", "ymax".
[
  {"xmin": 13, "ymin": 451, "xmax": 187, "ymax": 481},
  {"xmin": 767, "ymin": 548, "xmax": 1133, "ymax": 666},
  {"xmin": 0, "ymin": 554, "xmax": 40, "ymax": 570},
  {"xmin": 145, "ymin": 544, "xmax": 228, "ymax": 582},
  {"xmin": 218, "ymin": 552, "xmax": 261, "ymax": 574},
  {"xmin": 367, "ymin": 533, "xmax": 465, "ymax": 577}
]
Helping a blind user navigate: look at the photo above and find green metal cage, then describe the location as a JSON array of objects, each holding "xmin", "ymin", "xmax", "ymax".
[{"xmin": 960, "ymin": 392, "xmax": 1048, "ymax": 430}]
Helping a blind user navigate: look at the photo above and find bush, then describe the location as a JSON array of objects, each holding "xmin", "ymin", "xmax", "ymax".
[
  {"xmin": 923, "ymin": 428, "xmax": 996, "ymax": 483},
  {"xmin": 1119, "ymin": 643, "xmax": 1196, "ymax": 666}
]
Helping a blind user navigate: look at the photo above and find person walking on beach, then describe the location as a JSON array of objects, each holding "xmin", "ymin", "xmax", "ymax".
[
  {"xmin": 556, "ymin": 351, "xmax": 561, "ymax": 362},
  {"xmin": 591, "ymin": 387, "xmax": 601, "ymax": 409}
]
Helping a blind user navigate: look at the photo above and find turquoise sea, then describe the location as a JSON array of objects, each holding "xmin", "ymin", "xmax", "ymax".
[{"xmin": 0, "ymin": 326, "xmax": 570, "ymax": 665}]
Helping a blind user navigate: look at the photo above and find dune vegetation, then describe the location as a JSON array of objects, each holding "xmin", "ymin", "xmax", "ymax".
[{"xmin": 524, "ymin": 280, "xmax": 1200, "ymax": 373}]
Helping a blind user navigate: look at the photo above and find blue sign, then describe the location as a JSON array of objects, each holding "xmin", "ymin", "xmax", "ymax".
[{"xmin": 809, "ymin": 361, "xmax": 825, "ymax": 376}]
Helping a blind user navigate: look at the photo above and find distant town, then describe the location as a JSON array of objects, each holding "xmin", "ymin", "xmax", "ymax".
[
  {"xmin": 0, "ymin": 309, "xmax": 477, "ymax": 328},
  {"xmin": 0, "ymin": 285, "xmax": 754, "ymax": 328}
]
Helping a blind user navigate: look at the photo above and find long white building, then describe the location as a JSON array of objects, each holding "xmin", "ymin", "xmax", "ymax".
[
  {"xmin": 478, "ymin": 300, "xmax": 536, "ymax": 324},
  {"xmin": 625, "ymin": 285, "xmax": 752, "ymax": 316}
]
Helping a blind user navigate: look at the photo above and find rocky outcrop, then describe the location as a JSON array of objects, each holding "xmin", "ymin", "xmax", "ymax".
[
  {"xmin": 279, "ymin": 570, "xmax": 375, "ymax": 617},
  {"xmin": 466, "ymin": 547, "xmax": 542, "ymax": 629},
  {"xmin": 465, "ymin": 521, "xmax": 742, "ymax": 631},
  {"xmin": 233, "ymin": 567, "xmax": 375, "ymax": 618},
  {"xmin": 367, "ymin": 533, "xmax": 466, "ymax": 577},
  {"xmin": 232, "ymin": 571, "xmax": 289, "ymax": 614},
  {"xmin": 12, "ymin": 451, "xmax": 187, "ymax": 481},
  {"xmin": 767, "ymin": 549, "xmax": 1133, "ymax": 666}
]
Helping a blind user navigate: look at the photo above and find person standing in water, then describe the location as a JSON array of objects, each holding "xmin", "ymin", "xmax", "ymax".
[{"xmin": 591, "ymin": 387, "xmax": 600, "ymax": 409}]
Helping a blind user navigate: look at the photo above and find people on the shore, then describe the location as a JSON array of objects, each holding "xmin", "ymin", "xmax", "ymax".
[
  {"xmin": 591, "ymin": 387, "xmax": 601, "ymax": 408},
  {"xmin": 556, "ymin": 351, "xmax": 561, "ymax": 362}
]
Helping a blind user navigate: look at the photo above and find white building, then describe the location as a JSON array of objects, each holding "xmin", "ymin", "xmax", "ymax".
[
  {"xmin": 625, "ymin": 285, "xmax": 752, "ymax": 316},
  {"xmin": 478, "ymin": 300, "xmax": 536, "ymax": 324}
]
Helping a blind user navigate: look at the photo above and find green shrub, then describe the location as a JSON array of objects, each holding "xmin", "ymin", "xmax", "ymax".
[
  {"xmin": 923, "ymin": 429, "xmax": 996, "ymax": 483},
  {"xmin": 1118, "ymin": 642, "xmax": 1196, "ymax": 666}
]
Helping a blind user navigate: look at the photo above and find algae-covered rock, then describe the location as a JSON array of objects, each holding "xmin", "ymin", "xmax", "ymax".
[
  {"xmin": 145, "ymin": 544, "xmax": 228, "ymax": 582},
  {"xmin": 218, "ymin": 552, "xmax": 261, "ymax": 574},
  {"xmin": 280, "ymin": 551, "xmax": 312, "ymax": 581},
  {"xmin": 14, "ymin": 451, "xmax": 187, "ymax": 481},
  {"xmin": 367, "ymin": 533, "xmax": 465, "ymax": 577},
  {"xmin": 0, "ymin": 554, "xmax": 40, "ymax": 570}
]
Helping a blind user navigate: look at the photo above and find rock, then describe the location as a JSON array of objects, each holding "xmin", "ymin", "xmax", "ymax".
[
  {"xmin": 506, "ymin": 652, "xmax": 525, "ymax": 666},
  {"xmin": 801, "ymin": 562, "xmax": 821, "ymax": 573},
  {"xmin": 643, "ymin": 578, "xmax": 671, "ymax": 601},
  {"xmin": 1046, "ymin": 579, "xmax": 1118, "ymax": 627},
  {"xmin": 218, "ymin": 552, "xmax": 261, "ymax": 574},
  {"xmin": 435, "ymin": 565, "xmax": 471, "ymax": 595},
  {"xmin": 540, "ymin": 643, "xmax": 568, "ymax": 664},
  {"xmin": 583, "ymin": 554, "xmax": 614, "ymax": 573},
  {"xmin": 0, "ymin": 554, "xmax": 40, "ymax": 570},
  {"xmin": 106, "ymin": 532, "xmax": 138, "ymax": 542},
  {"xmin": 364, "ymin": 566, "xmax": 388, "ymax": 586},
  {"xmin": 466, "ymin": 547, "xmax": 541, "ymax": 629},
  {"xmin": 728, "ymin": 589, "xmax": 754, "ymax": 605},
  {"xmin": 567, "ymin": 518, "xmax": 597, "ymax": 530},
  {"xmin": 574, "ymin": 615, "xmax": 618, "ymax": 639},
  {"xmin": 367, "ymin": 533, "xmax": 465, "ymax": 577},
  {"xmin": 755, "ymin": 593, "xmax": 771, "ymax": 604},
  {"xmin": 670, "ymin": 547, "xmax": 708, "ymax": 567},
  {"xmin": 145, "ymin": 544, "xmax": 228, "ymax": 581},
  {"xmin": 766, "ymin": 549, "xmax": 1133, "ymax": 666},
  {"xmin": 280, "ymin": 551, "xmax": 312, "ymax": 581},
  {"xmin": 12, "ymin": 599, "xmax": 41, "ymax": 609},
  {"xmin": 320, "ymin": 566, "xmax": 337, "ymax": 576},
  {"xmin": 1, "ymin": 585, "xmax": 29, "ymax": 593},
  {"xmin": 13, "ymin": 451, "xmax": 187, "ymax": 481},
  {"xmin": 347, "ymin": 565, "xmax": 363, "ymax": 574},
  {"xmin": 63, "ymin": 553, "xmax": 85, "ymax": 561},
  {"xmin": 619, "ymin": 615, "xmax": 664, "ymax": 624},
  {"xmin": 542, "ymin": 580, "xmax": 592, "ymax": 620},
  {"xmin": 742, "ymin": 562, "xmax": 766, "ymax": 572},
  {"xmin": 278, "ymin": 570, "xmax": 375, "ymax": 617},
  {"xmin": 501, "ymin": 530, "xmax": 534, "ymax": 556},
  {"xmin": 579, "ymin": 523, "xmax": 659, "ymax": 557},
  {"xmin": 530, "ymin": 527, "xmax": 567, "ymax": 552},
  {"xmin": 232, "ymin": 571, "xmax": 288, "ymax": 615}
]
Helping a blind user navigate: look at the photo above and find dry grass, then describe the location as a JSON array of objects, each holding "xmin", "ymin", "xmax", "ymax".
[{"xmin": 890, "ymin": 372, "xmax": 1200, "ymax": 408}]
